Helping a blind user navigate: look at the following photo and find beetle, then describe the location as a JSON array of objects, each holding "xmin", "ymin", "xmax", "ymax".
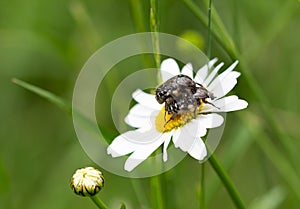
[{"xmin": 155, "ymin": 74, "xmax": 216, "ymax": 123}]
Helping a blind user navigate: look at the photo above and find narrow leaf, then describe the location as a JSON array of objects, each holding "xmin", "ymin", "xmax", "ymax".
[
  {"xmin": 12, "ymin": 78, "xmax": 71, "ymax": 115},
  {"xmin": 12, "ymin": 78, "xmax": 112, "ymax": 143}
]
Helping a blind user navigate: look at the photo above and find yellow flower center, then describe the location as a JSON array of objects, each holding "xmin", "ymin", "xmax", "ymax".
[{"xmin": 155, "ymin": 104, "xmax": 204, "ymax": 133}]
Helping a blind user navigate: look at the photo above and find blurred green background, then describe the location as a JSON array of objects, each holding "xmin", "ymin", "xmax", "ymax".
[{"xmin": 1, "ymin": 0, "xmax": 300, "ymax": 209}]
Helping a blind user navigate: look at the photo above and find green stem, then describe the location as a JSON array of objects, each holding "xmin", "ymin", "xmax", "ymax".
[
  {"xmin": 149, "ymin": 1, "xmax": 164, "ymax": 206},
  {"xmin": 130, "ymin": 179, "xmax": 150, "ymax": 207},
  {"xmin": 199, "ymin": 164, "xmax": 206, "ymax": 209},
  {"xmin": 150, "ymin": 175, "xmax": 164, "ymax": 209},
  {"xmin": 90, "ymin": 196, "xmax": 109, "ymax": 209},
  {"xmin": 150, "ymin": 0, "xmax": 161, "ymax": 78},
  {"xmin": 208, "ymin": 154, "xmax": 247, "ymax": 209}
]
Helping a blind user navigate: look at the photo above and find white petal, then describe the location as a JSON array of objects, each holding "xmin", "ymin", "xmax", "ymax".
[
  {"xmin": 172, "ymin": 129, "xmax": 181, "ymax": 146},
  {"xmin": 209, "ymin": 95, "xmax": 238, "ymax": 108},
  {"xmin": 209, "ymin": 71, "xmax": 240, "ymax": 90},
  {"xmin": 172, "ymin": 119, "xmax": 205, "ymax": 152},
  {"xmin": 222, "ymin": 99, "xmax": 248, "ymax": 112},
  {"xmin": 200, "ymin": 104, "xmax": 216, "ymax": 113},
  {"xmin": 183, "ymin": 119, "xmax": 207, "ymax": 137},
  {"xmin": 201, "ymin": 95, "xmax": 248, "ymax": 112},
  {"xmin": 188, "ymin": 138, "xmax": 207, "ymax": 160},
  {"xmin": 197, "ymin": 113, "xmax": 224, "ymax": 128},
  {"xmin": 172, "ymin": 113, "xmax": 223, "ymax": 151},
  {"xmin": 172, "ymin": 115, "xmax": 224, "ymax": 161},
  {"xmin": 172, "ymin": 114, "xmax": 222, "ymax": 160},
  {"xmin": 208, "ymin": 71, "xmax": 240, "ymax": 98},
  {"xmin": 206, "ymin": 61, "xmax": 239, "ymax": 97},
  {"xmin": 124, "ymin": 132, "xmax": 172, "ymax": 171},
  {"xmin": 216, "ymin": 60, "xmax": 239, "ymax": 81},
  {"xmin": 203, "ymin": 62, "xmax": 224, "ymax": 86},
  {"xmin": 172, "ymin": 126, "xmax": 196, "ymax": 152},
  {"xmin": 132, "ymin": 89, "xmax": 161, "ymax": 110},
  {"xmin": 107, "ymin": 130, "xmax": 143, "ymax": 157},
  {"xmin": 107, "ymin": 127, "xmax": 165, "ymax": 158},
  {"xmin": 125, "ymin": 113, "xmax": 153, "ymax": 129},
  {"xmin": 194, "ymin": 58, "xmax": 218, "ymax": 84},
  {"xmin": 181, "ymin": 63, "xmax": 193, "ymax": 78},
  {"xmin": 160, "ymin": 58, "xmax": 180, "ymax": 82},
  {"xmin": 128, "ymin": 104, "xmax": 156, "ymax": 117},
  {"xmin": 163, "ymin": 135, "xmax": 172, "ymax": 162}
]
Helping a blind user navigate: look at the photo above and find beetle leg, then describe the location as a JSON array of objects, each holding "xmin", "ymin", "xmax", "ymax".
[
  {"xmin": 193, "ymin": 107, "xmax": 197, "ymax": 118},
  {"xmin": 164, "ymin": 113, "xmax": 176, "ymax": 127}
]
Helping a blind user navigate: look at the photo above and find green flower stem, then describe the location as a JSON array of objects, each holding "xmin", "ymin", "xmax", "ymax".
[
  {"xmin": 183, "ymin": 0, "xmax": 299, "ymax": 172},
  {"xmin": 150, "ymin": 0, "xmax": 161, "ymax": 76},
  {"xmin": 150, "ymin": 175, "xmax": 164, "ymax": 209},
  {"xmin": 130, "ymin": 179, "xmax": 150, "ymax": 207},
  {"xmin": 206, "ymin": 129, "xmax": 253, "ymax": 204},
  {"xmin": 150, "ymin": 0, "xmax": 164, "ymax": 206},
  {"xmin": 90, "ymin": 196, "xmax": 109, "ymax": 209},
  {"xmin": 149, "ymin": 2, "xmax": 164, "ymax": 207},
  {"xmin": 199, "ymin": 164, "xmax": 206, "ymax": 209},
  {"xmin": 208, "ymin": 154, "xmax": 247, "ymax": 209}
]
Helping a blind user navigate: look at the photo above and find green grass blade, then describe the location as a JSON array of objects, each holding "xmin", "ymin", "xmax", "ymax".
[
  {"xmin": 119, "ymin": 203, "xmax": 126, "ymax": 209},
  {"xmin": 182, "ymin": 0, "xmax": 237, "ymax": 58},
  {"xmin": 249, "ymin": 186, "xmax": 286, "ymax": 209},
  {"xmin": 12, "ymin": 78, "xmax": 71, "ymax": 115},
  {"xmin": 150, "ymin": 0, "xmax": 161, "ymax": 72},
  {"xmin": 245, "ymin": 0, "xmax": 299, "ymax": 62},
  {"xmin": 129, "ymin": 0, "xmax": 146, "ymax": 33},
  {"xmin": 241, "ymin": 111, "xmax": 300, "ymax": 200},
  {"xmin": 183, "ymin": 0, "xmax": 300, "ymax": 174},
  {"xmin": 12, "ymin": 78, "xmax": 112, "ymax": 143}
]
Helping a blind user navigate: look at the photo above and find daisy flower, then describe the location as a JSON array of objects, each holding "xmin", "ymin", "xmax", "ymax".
[{"xmin": 107, "ymin": 58, "xmax": 248, "ymax": 171}]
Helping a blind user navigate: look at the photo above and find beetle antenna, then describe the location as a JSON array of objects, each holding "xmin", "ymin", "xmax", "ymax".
[{"xmin": 204, "ymin": 100, "xmax": 220, "ymax": 109}]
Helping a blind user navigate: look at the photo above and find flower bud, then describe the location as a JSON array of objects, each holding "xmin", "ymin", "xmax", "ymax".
[{"xmin": 70, "ymin": 167, "xmax": 104, "ymax": 196}]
